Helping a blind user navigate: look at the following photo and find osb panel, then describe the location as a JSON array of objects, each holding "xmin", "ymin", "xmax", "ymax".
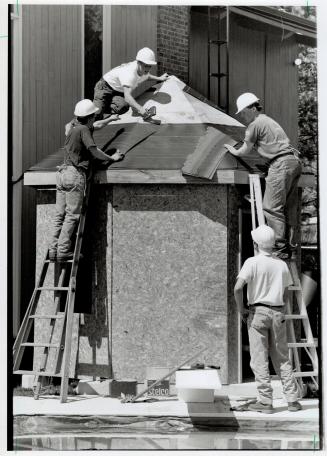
[{"xmin": 111, "ymin": 185, "xmax": 229, "ymax": 382}]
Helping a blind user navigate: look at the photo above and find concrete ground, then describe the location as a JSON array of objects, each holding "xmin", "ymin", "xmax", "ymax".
[{"xmin": 14, "ymin": 381, "xmax": 319, "ymax": 433}]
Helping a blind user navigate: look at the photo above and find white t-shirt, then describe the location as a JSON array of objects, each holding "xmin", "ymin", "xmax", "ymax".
[
  {"xmin": 238, "ymin": 252, "xmax": 293, "ymax": 306},
  {"xmin": 103, "ymin": 61, "xmax": 149, "ymax": 93}
]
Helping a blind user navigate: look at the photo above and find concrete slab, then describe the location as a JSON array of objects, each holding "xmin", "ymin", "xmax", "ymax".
[{"xmin": 14, "ymin": 395, "xmax": 319, "ymax": 433}]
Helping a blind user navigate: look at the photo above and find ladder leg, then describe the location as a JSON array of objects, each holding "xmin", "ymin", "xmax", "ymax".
[
  {"xmin": 33, "ymin": 375, "xmax": 46, "ymax": 400},
  {"xmin": 33, "ymin": 264, "xmax": 68, "ymax": 399},
  {"xmin": 60, "ymin": 181, "xmax": 90, "ymax": 402}
]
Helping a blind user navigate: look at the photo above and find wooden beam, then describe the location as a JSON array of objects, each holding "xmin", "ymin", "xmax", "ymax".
[{"xmin": 24, "ymin": 169, "xmax": 316, "ymax": 187}]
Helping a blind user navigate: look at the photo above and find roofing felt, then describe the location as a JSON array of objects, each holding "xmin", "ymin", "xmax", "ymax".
[{"xmin": 27, "ymin": 76, "xmax": 267, "ymax": 177}]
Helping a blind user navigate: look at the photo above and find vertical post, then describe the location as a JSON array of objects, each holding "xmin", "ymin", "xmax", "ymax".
[
  {"xmin": 81, "ymin": 5, "xmax": 84, "ymax": 98},
  {"xmin": 207, "ymin": 6, "xmax": 211, "ymax": 100},
  {"xmin": 11, "ymin": 7, "xmax": 23, "ymax": 337},
  {"xmin": 103, "ymin": 5, "xmax": 112, "ymax": 73},
  {"xmin": 226, "ymin": 6, "xmax": 230, "ymax": 114},
  {"xmin": 217, "ymin": 7, "xmax": 221, "ymax": 107},
  {"xmin": 237, "ymin": 208, "xmax": 243, "ymax": 383}
]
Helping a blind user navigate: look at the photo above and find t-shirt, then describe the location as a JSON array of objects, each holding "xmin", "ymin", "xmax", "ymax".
[
  {"xmin": 103, "ymin": 60, "xmax": 149, "ymax": 93},
  {"xmin": 237, "ymin": 252, "xmax": 293, "ymax": 306},
  {"xmin": 245, "ymin": 114, "xmax": 295, "ymax": 160},
  {"xmin": 64, "ymin": 120, "xmax": 109, "ymax": 170}
]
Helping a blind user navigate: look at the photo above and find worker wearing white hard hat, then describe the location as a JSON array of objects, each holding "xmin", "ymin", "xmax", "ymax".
[
  {"xmin": 49, "ymin": 99, "xmax": 124, "ymax": 262},
  {"xmin": 224, "ymin": 92, "xmax": 302, "ymax": 259},
  {"xmin": 251, "ymin": 224, "xmax": 276, "ymax": 249},
  {"xmin": 234, "ymin": 224, "xmax": 302, "ymax": 414},
  {"xmin": 93, "ymin": 47, "xmax": 169, "ymax": 120}
]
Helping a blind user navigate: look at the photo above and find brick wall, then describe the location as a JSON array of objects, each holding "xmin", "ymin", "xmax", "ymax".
[{"xmin": 157, "ymin": 6, "xmax": 190, "ymax": 83}]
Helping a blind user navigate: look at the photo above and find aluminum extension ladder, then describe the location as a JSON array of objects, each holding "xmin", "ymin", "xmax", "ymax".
[
  {"xmin": 248, "ymin": 173, "xmax": 318, "ymax": 394},
  {"xmin": 13, "ymin": 176, "xmax": 92, "ymax": 403}
]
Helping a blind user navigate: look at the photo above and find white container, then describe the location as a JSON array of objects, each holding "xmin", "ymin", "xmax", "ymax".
[
  {"xmin": 176, "ymin": 369, "xmax": 221, "ymax": 403},
  {"xmin": 178, "ymin": 388, "xmax": 214, "ymax": 403},
  {"xmin": 176, "ymin": 369, "xmax": 221, "ymax": 389}
]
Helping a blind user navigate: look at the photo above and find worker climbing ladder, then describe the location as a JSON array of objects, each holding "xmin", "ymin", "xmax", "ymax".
[
  {"xmin": 13, "ymin": 175, "xmax": 92, "ymax": 403},
  {"xmin": 248, "ymin": 173, "xmax": 318, "ymax": 395}
]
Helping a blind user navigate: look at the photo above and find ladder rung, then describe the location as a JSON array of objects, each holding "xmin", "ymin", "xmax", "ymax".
[
  {"xmin": 293, "ymin": 371, "xmax": 318, "ymax": 378},
  {"xmin": 209, "ymin": 39, "xmax": 227, "ymax": 45},
  {"xmin": 288, "ymin": 342, "xmax": 318, "ymax": 348},
  {"xmin": 285, "ymin": 314, "xmax": 307, "ymax": 320},
  {"xmin": 29, "ymin": 314, "xmax": 64, "ymax": 320},
  {"xmin": 13, "ymin": 370, "xmax": 62, "ymax": 377},
  {"xmin": 36, "ymin": 287, "xmax": 69, "ymax": 291},
  {"xmin": 289, "ymin": 285, "xmax": 301, "ymax": 291},
  {"xmin": 44, "ymin": 259, "xmax": 73, "ymax": 263},
  {"xmin": 21, "ymin": 342, "xmax": 61, "ymax": 348},
  {"xmin": 210, "ymin": 72, "xmax": 227, "ymax": 78}
]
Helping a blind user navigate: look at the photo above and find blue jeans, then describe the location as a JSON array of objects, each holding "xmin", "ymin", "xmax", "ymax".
[
  {"xmin": 49, "ymin": 165, "xmax": 86, "ymax": 255},
  {"xmin": 247, "ymin": 305, "xmax": 299, "ymax": 405},
  {"xmin": 263, "ymin": 155, "xmax": 302, "ymax": 248}
]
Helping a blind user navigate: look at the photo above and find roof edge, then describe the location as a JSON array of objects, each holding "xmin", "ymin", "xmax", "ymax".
[{"xmin": 231, "ymin": 6, "xmax": 316, "ymax": 44}]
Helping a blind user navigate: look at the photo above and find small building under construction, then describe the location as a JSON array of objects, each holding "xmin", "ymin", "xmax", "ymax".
[{"xmin": 11, "ymin": 5, "xmax": 317, "ymax": 386}]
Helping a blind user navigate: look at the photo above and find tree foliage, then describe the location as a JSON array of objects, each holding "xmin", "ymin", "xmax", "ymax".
[{"xmin": 275, "ymin": 6, "xmax": 317, "ymax": 168}]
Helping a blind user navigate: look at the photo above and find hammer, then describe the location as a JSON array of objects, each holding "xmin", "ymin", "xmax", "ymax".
[{"xmin": 142, "ymin": 106, "xmax": 161, "ymax": 125}]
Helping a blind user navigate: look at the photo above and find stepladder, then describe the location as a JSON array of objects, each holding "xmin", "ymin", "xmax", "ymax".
[
  {"xmin": 13, "ymin": 173, "xmax": 92, "ymax": 402},
  {"xmin": 248, "ymin": 173, "xmax": 318, "ymax": 395}
]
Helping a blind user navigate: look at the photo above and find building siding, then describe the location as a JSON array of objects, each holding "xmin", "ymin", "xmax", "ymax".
[
  {"xmin": 105, "ymin": 6, "xmax": 157, "ymax": 71},
  {"xmin": 20, "ymin": 5, "xmax": 82, "ymax": 321},
  {"xmin": 190, "ymin": 9, "xmax": 299, "ymax": 144}
]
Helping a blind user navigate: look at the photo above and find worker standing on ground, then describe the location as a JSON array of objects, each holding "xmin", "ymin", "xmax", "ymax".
[
  {"xmin": 49, "ymin": 99, "xmax": 124, "ymax": 262},
  {"xmin": 234, "ymin": 224, "xmax": 302, "ymax": 414},
  {"xmin": 93, "ymin": 47, "xmax": 169, "ymax": 119},
  {"xmin": 224, "ymin": 93, "xmax": 302, "ymax": 259}
]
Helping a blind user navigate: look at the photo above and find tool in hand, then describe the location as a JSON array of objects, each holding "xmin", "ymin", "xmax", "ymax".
[
  {"xmin": 120, "ymin": 345, "xmax": 209, "ymax": 403},
  {"xmin": 142, "ymin": 106, "xmax": 161, "ymax": 125}
]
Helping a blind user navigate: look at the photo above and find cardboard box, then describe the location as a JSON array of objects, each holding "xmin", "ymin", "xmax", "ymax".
[{"xmin": 146, "ymin": 366, "xmax": 170, "ymax": 397}]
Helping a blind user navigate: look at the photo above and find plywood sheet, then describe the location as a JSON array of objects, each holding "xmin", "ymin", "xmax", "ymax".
[{"xmin": 111, "ymin": 185, "xmax": 230, "ymax": 382}]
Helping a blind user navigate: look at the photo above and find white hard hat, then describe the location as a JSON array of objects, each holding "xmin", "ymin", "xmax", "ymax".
[
  {"xmin": 251, "ymin": 225, "xmax": 276, "ymax": 248},
  {"xmin": 235, "ymin": 92, "xmax": 260, "ymax": 115},
  {"xmin": 74, "ymin": 99, "xmax": 99, "ymax": 117},
  {"xmin": 136, "ymin": 47, "xmax": 157, "ymax": 65}
]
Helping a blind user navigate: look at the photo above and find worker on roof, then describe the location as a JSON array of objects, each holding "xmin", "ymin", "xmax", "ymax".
[
  {"xmin": 94, "ymin": 47, "xmax": 169, "ymax": 119},
  {"xmin": 49, "ymin": 99, "xmax": 124, "ymax": 263},
  {"xmin": 224, "ymin": 93, "xmax": 302, "ymax": 260},
  {"xmin": 65, "ymin": 48, "xmax": 169, "ymax": 135},
  {"xmin": 234, "ymin": 224, "xmax": 302, "ymax": 414}
]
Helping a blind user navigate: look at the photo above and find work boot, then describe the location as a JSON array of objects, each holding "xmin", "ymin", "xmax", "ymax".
[
  {"xmin": 288, "ymin": 401, "xmax": 302, "ymax": 412},
  {"xmin": 48, "ymin": 250, "xmax": 57, "ymax": 262},
  {"xmin": 248, "ymin": 401, "xmax": 274, "ymax": 414},
  {"xmin": 57, "ymin": 251, "xmax": 74, "ymax": 263}
]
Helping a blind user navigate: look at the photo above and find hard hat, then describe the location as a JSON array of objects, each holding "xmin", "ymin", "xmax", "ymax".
[
  {"xmin": 136, "ymin": 47, "xmax": 157, "ymax": 65},
  {"xmin": 235, "ymin": 92, "xmax": 260, "ymax": 115},
  {"xmin": 251, "ymin": 225, "xmax": 276, "ymax": 248},
  {"xmin": 74, "ymin": 99, "xmax": 99, "ymax": 117}
]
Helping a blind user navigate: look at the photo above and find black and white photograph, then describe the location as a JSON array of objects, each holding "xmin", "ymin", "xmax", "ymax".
[{"xmin": 3, "ymin": 0, "xmax": 326, "ymax": 452}]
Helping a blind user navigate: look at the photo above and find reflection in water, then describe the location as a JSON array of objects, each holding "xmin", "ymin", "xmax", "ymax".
[{"xmin": 14, "ymin": 432, "xmax": 318, "ymax": 451}]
